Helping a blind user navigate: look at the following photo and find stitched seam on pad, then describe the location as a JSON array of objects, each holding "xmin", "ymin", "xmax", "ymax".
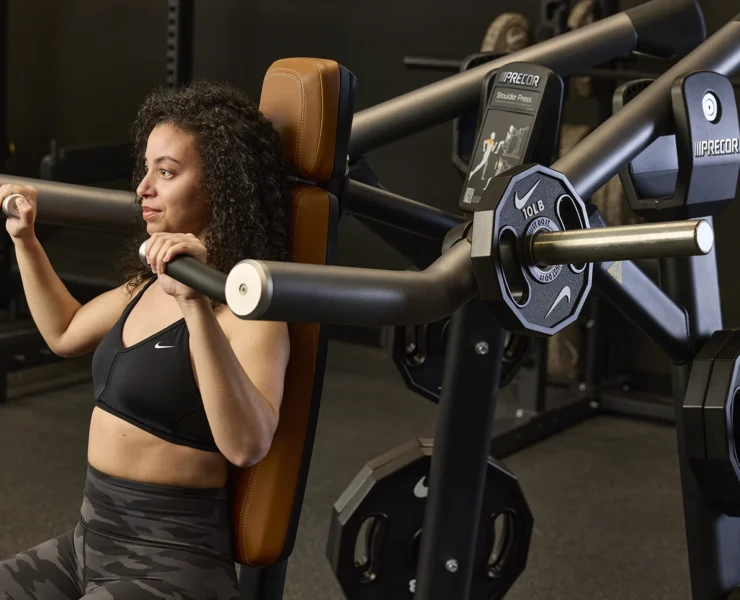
[
  {"xmin": 305, "ymin": 62, "xmax": 325, "ymax": 175},
  {"xmin": 264, "ymin": 71, "xmax": 304, "ymax": 169},
  {"xmin": 241, "ymin": 462, "xmax": 261, "ymax": 556}
]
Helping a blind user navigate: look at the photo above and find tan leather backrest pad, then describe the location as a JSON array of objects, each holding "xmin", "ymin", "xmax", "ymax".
[
  {"xmin": 230, "ymin": 185, "xmax": 329, "ymax": 566},
  {"xmin": 259, "ymin": 58, "xmax": 340, "ymax": 183}
]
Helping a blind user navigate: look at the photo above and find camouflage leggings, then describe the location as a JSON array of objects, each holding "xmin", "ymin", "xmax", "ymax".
[{"xmin": 0, "ymin": 464, "xmax": 239, "ymax": 599}]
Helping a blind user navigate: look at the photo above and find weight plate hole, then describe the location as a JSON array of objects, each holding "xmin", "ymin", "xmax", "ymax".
[
  {"xmin": 503, "ymin": 332, "xmax": 522, "ymax": 361},
  {"xmin": 556, "ymin": 194, "xmax": 587, "ymax": 274},
  {"xmin": 498, "ymin": 227, "xmax": 530, "ymax": 307},
  {"xmin": 410, "ymin": 528, "xmax": 423, "ymax": 565},
  {"xmin": 354, "ymin": 514, "xmax": 387, "ymax": 584},
  {"xmin": 487, "ymin": 511, "xmax": 517, "ymax": 578}
]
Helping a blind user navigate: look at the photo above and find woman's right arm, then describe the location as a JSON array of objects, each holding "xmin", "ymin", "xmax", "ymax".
[{"xmin": 5, "ymin": 184, "xmax": 134, "ymax": 358}]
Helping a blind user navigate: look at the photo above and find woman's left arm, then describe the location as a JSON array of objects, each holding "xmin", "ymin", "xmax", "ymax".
[{"xmin": 178, "ymin": 296, "xmax": 290, "ymax": 468}]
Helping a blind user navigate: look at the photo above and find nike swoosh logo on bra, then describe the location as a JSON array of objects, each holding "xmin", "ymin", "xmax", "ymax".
[
  {"xmin": 545, "ymin": 286, "xmax": 571, "ymax": 319},
  {"xmin": 413, "ymin": 476, "xmax": 429, "ymax": 499},
  {"xmin": 155, "ymin": 342, "xmax": 175, "ymax": 349},
  {"xmin": 514, "ymin": 180, "xmax": 540, "ymax": 209}
]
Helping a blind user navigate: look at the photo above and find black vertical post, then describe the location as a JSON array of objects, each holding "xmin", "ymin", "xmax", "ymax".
[
  {"xmin": 660, "ymin": 227, "xmax": 740, "ymax": 599},
  {"xmin": 166, "ymin": 0, "xmax": 195, "ymax": 89},
  {"xmin": 535, "ymin": 339, "xmax": 548, "ymax": 413},
  {"xmin": 0, "ymin": 0, "xmax": 10, "ymax": 312},
  {"xmin": 582, "ymin": 300, "xmax": 601, "ymax": 393},
  {"xmin": 0, "ymin": 0, "xmax": 7, "ymax": 167},
  {"xmin": 239, "ymin": 560, "xmax": 288, "ymax": 600},
  {"xmin": 415, "ymin": 299, "xmax": 506, "ymax": 600}
]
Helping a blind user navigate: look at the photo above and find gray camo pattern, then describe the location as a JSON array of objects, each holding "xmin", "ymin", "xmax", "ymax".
[{"xmin": 0, "ymin": 465, "xmax": 239, "ymax": 599}]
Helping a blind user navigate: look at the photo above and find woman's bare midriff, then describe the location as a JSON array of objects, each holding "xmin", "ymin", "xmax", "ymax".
[{"xmin": 87, "ymin": 407, "xmax": 229, "ymax": 489}]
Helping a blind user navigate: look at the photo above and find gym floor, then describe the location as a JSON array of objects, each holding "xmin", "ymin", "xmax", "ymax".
[{"xmin": 0, "ymin": 341, "xmax": 690, "ymax": 599}]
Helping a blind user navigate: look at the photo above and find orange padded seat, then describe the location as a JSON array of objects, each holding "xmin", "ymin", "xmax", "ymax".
[{"xmin": 228, "ymin": 57, "xmax": 355, "ymax": 568}]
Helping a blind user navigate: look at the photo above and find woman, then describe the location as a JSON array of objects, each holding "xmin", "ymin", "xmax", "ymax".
[{"xmin": 0, "ymin": 81, "xmax": 291, "ymax": 599}]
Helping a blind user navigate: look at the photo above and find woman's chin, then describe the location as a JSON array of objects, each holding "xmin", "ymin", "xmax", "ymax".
[{"xmin": 146, "ymin": 222, "xmax": 167, "ymax": 235}]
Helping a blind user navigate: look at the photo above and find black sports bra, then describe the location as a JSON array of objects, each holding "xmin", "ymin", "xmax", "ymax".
[{"xmin": 92, "ymin": 276, "xmax": 219, "ymax": 453}]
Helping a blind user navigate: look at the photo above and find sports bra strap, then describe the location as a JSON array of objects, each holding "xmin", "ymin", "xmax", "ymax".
[{"xmin": 120, "ymin": 276, "xmax": 157, "ymax": 321}]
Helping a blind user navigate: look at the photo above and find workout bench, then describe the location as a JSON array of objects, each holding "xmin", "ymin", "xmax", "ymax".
[{"xmin": 229, "ymin": 57, "xmax": 356, "ymax": 599}]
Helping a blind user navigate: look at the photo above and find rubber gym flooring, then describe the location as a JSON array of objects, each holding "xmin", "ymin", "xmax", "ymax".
[{"xmin": 0, "ymin": 340, "xmax": 690, "ymax": 599}]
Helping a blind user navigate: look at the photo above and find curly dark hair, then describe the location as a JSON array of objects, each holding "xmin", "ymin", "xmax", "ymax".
[{"xmin": 117, "ymin": 80, "xmax": 291, "ymax": 306}]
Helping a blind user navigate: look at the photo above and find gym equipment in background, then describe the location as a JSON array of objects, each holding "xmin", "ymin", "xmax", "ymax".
[
  {"xmin": 0, "ymin": 1, "xmax": 198, "ymax": 403},
  {"xmin": 39, "ymin": 0, "xmax": 194, "ymax": 185},
  {"xmin": 482, "ymin": 14, "xmax": 532, "ymax": 55},
  {"xmin": 0, "ymin": 0, "xmax": 95, "ymax": 402}
]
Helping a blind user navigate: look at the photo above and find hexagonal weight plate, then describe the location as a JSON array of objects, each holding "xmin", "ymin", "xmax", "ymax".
[
  {"xmin": 703, "ymin": 330, "xmax": 740, "ymax": 515},
  {"xmin": 326, "ymin": 438, "xmax": 533, "ymax": 600},
  {"xmin": 471, "ymin": 164, "xmax": 593, "ymax": 336},
  {"xmin": 682, "ymin": 330, "xmax": 734, "ymax": 510}
]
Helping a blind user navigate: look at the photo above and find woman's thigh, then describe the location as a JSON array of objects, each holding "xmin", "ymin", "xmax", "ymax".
[
  {"xmin": 0, "ymin": 528, "xmax": 82, "ymax": 600},
  {"xmin": 82, "ymin": 527, "xmax": 238, "ymax": 600}
]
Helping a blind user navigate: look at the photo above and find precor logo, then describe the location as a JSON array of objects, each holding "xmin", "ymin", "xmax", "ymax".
[
  {"xmin": 695, "ymin": 138, "xmax": 740, "ymax": 157},
  {"xmin": 498, "ymin": 71, "xmax": 541, "ymax": 88}
]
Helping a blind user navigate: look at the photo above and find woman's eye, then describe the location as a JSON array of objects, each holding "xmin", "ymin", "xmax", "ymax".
[{"xmin": 160, "ymin": 168, "xmax": 172, "ymax": 178}]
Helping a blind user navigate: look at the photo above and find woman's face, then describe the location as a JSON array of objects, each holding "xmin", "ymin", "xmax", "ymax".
[{"xmin": 136, "ymin": 123, "xmax": 209, "ymax": 238}]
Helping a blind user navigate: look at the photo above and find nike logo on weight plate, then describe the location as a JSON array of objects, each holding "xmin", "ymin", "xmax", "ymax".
[
  {"xmin": 545, "ymin": 286, "xmax": 571, "ymax": 319},
  {"xmin": 413, "ymin": 476, "xmax": 429, "ymax": 499},
  {"xmin": 155, "ymin": 342, "xmax": 175, "ymax": 349},
  {"xmin": 514, "ymin": 180, "xmax": 540, "ymax": 209},
  {"xmin": 506, "ymin": 31, "xmax": 527, "ymax": 45}
]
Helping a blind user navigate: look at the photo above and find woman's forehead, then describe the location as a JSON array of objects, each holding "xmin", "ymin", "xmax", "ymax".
[{"xmin": 146, "ymin": 124, "xmax": 198, "ymax": 161}]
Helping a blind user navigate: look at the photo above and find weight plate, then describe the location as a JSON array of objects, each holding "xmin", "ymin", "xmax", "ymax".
[
  {"xmin": 390, "ymin": 306, "xmax": 533, "ymax": 402},
  {"xmin": 682, "ymin": 330, "xmax": 734, "ymax": 511},
  {"xmin": 471, "ymin": 164, "xmax": 593, "ymax": 336},
  {"xmin": 326, "ymin": 438, "xmax": 533, "ymax": 600},
  {"xmin": 481, "ymin": 14, "xmax": 532, "ymax": 53},
  {"xmin": 567, "ymin": 0, "xmax": 595, "ymax": 29},
  {"xmin": 703, "ymin": 330, "xmax": 740, "ymax": 515}
]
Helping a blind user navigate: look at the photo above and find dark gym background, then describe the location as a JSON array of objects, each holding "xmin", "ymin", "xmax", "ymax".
[{"xmin": 7, "ymin": 0, "xmax": 738, "ymax": 282}]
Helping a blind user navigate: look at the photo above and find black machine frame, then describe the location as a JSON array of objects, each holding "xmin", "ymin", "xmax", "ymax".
[
  {"xmin": 339, "ymin": 8, "xmax": 739, "ymax": 598},
  {"xmin": 3, "ymin": 1, "xmax": 740, "ymax": 599}
]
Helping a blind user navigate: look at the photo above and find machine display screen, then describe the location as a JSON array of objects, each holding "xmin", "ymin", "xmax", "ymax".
[{"xmin": 461, "ymin": 109, "xmax": 535, "ymax": 207}]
